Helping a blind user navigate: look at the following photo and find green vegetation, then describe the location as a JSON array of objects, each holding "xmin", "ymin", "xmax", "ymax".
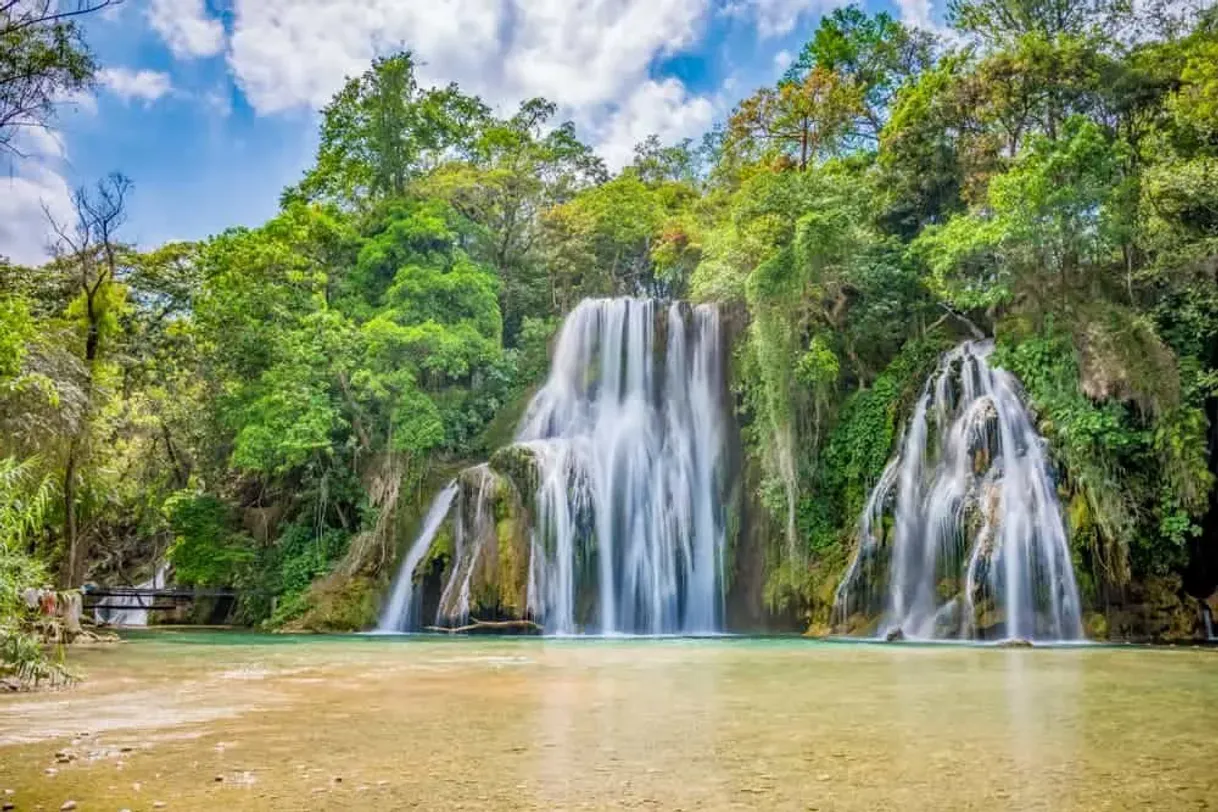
[{"xmin": 2, "ymin": 0, "xmax": 1217, "ymax": 669}]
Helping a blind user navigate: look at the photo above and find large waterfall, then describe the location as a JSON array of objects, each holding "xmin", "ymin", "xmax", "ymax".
[
  {"xmin": 833, "ymin": 341, "xmax": 1084, "ymax": 641},
  {"xmin": 377, "ymin": 297, "xmax": 730, "ymax": 635}
]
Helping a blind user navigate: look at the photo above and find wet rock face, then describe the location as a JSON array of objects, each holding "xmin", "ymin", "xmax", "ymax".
[{"xmin": 1102, "ymin": 574, "xmax": 1209, "ymax": 642}]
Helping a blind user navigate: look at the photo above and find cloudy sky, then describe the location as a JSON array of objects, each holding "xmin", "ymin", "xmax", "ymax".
[{"xmin": 1, "ymin": 0, "xmax": 943, "ymax": 265}]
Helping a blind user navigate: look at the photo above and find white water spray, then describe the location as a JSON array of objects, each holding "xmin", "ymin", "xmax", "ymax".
[
  {"xmin": 834, "ymin": 340, "xmax": 1084, "ymax": 641},
  {"xmin": 376, "ymin": 482, "xmax": 458, "ymax": 632},
  {"xmin": 514, "ymin": 298, "xmax": 729, "ymax": 634}
]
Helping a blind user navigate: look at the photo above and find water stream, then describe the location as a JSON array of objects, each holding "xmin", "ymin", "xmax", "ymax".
[
  {"xmin": 375, "ymin": 482, "xmax": 458, "ymax": 632},
  {"xmin": 834, "ymin": 340, "xmax": 1084, "ymax": 641}
]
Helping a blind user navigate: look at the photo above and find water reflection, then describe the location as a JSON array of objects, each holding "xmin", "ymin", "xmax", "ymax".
[{"xmin": 4, "ymin": 636, "xmax": 1215, "ymax": 811}]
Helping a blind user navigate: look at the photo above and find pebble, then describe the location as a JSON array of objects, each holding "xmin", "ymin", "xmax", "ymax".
[
  {"xmin": 331, "ymin": 777, "xmax": 342, "ymax": 784},
  {"xmin": 153, "ymin": 802, "xmax": 167, "ymax": 808},
  {"xmin": 214, "ymin": 775, "xmax": 225, "ymax": 783},
  {"xmin": 2, "ymin": 802, "xmax": 13, "ymax": 811},
  {"xmin": 119, "ymin": 746, "xmax": 134, "ymax": 753},
  {"xmin": 45, "ymin": 768, "xmax": 58, "ymax": 777},
  {"xmin": 132, "ymin": 782, "xmax": 142, "ymax": 792},
  {"xmin": 61, "ymin": 802, "xmax": 77, "ymax": 811}
]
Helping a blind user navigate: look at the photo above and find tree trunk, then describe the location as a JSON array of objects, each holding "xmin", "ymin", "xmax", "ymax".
[
  {"xmin": 62, "ymin": 441, "xmax": 82, "ymax": 588},
  {"xmin": 800, "ymin": 117, "xmax": 809, "ymax": 171}
]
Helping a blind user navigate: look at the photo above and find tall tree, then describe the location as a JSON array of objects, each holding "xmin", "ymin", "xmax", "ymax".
[
  {"xmin": 44, "ymin": 172, "xmax": 131, "ymax": 586},
  {"xmin": 290, "ymin": 52, "xmax": 489, "ymax": 205},
  {"xmin": 0, "ymin": 0, "xmax": 113, "ymax": 157},
  {"xmin": 727, "ymin": 67, "xmax": 862, "ymax": 170},
  {"xmin": 786, "ymin": 5, "xmax": 937, "ymax": 145}
]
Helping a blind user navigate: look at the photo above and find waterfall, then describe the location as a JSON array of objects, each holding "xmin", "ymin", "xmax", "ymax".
[
  {"xmin": 1203, "ymin": 603, "xmax": 1216, "ymax": 642},
  {"xmin": 833, "ymin": 340, "xmax": 1084, "ymax": 641},
  {"xmin": 515, "ymin": 298, "xmax": 728, "ymax": 634},
  {"xmin": 376, "ymin": 482, "xmax": 458, "ymax": 632},
  {"xmin": 95, "ymin": 562, "xmax": 169, "ymax": 627},
  {"xmin": 435, "ymin": 465, "xmax": 499, "ymax": 627},
  {"xmin": 376, "ymin": 297, "xmax": 730, "ymax": 635}
]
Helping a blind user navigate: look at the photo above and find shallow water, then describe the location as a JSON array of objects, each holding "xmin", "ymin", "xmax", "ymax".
[{"xmin": 1, "ymin": 633, "xmax": 1215, "ymax": 810}]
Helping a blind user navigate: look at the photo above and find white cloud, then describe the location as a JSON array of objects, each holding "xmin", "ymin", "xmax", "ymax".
[
  {"xmin": 222, "ymin": 0, "xmax": 713, "ymax": 170},
  {"xmin": 724, "ymin": 0, "xmax": 837, "ymax": 38},
  {"xmin": 52, "ymin": 88, "xmax": 98, "ymax": 116},
  {"xmin": 773, "ymin": 49, "xmax": 793, "ymax": 72},
  {"xmin": 98, "ymin": 68, "xmax": 175, "ymax": 103},
  {"xmin": 0, "ymin": 154, "xmax": 74, "ymax": 266},
  {"xmin": 596, "ymin": 78, "xmax": 716, "ymax": 169},
  {"xmin": 894, "ymin": 0, "xmax": 936, "ymax": 31},
  {"xmin": 148, "ymin": 0, "xmax": 226, "ymax": 58}
]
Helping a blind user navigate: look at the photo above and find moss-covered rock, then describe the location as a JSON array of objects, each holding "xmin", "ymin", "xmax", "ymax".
[
  {"xmin": 1084, "ymin": 610, "xmax": 1109, "ymax": 639},
  {"xmin": 281, "ymin": 573, "xmax": 379, "ymax": 633},
  {"xmin": 488, "ymin": 443, "xmax": 540, "ymax": 505}
]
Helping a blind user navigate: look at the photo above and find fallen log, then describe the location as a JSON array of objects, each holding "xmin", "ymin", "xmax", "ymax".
[{"xmin": 424, "ymin": 618, "xmax": 543, "ymax": 634}]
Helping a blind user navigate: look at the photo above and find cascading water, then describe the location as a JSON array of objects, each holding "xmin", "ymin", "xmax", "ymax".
[
  {"xmin": 376, "ymin": 482, "xmax": 458, "ymax": 632},
  {"xmin": 833, "ymin": 340, "xmax": 1084, "ymax": 641},
  {"xmin": 515, "ymin": 298, "xmax": 728, "ymax": 634},
  {"xmin": 435, "ymin": 465, "xmax": 500, "ymax": 627},
  {"xmin": 376, "ymin": 297, "xmax": 730, "ymax": 635},
  {"xmin": 95, "ymin": 562, "xmax": 169, "ymax": 627}
]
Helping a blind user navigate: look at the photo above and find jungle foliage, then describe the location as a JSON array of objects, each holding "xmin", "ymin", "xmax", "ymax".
[{"xmin": 2, "ymin": 1, "xmax": 1216, "ymax": 649}]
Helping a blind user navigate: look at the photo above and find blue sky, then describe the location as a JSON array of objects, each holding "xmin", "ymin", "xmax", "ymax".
[{"xmin": 1, "ymin": 0, "xmax": 941, "ymax": 265}]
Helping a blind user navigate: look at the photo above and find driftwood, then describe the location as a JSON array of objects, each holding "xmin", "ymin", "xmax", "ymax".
[{"xmin": 424, "ymin": 618, "xmax": 543, "ymax": 634}]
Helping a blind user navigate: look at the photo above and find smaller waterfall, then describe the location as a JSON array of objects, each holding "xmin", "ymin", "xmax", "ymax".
[
  {"xmin": 834, "ymin": 340, "xmax": 1084, "ymax": 641},
  {"xmin": 435, "ymin": 465, "xmax": 500, "ymax": 627},
  {"xmin": 1203, "ymin": 603, "xmax": 1216, "ymax": 642},
  {"xmin": 377, "ymin": 482, "xmax": 458, "ymax": 632},
  {"xmin": 95, "ymin": 562, "xmax": 169, "ymax": 627}
]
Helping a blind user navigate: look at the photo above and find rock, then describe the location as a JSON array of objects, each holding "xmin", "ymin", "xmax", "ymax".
[
  {"xmin": 45, "ymin": 768, "xmax": 58, "ymax": 776},
  {"xmin": 153, "ymin": 802, "xmax": 167, "ymax": 808},
  {"xmin": 998, "ymin": 638, "xmax": 1033, "ymax": 648},
  {"xmin": 61, "ymin": 802, "xmax": 77, "ymax": 811},
  {"xmin": 132, "ymin": 782, "xmax": 141, "ymax": 792},
  {"xmin": 2, "ymin": 801, "xmax": 13, "ymax": 811},
  {"xmin": 214, "ymin": 775, "xmax": 224, "ymax": 783},
  {"xmin": 885, "ymin": 628, "xmax": 905, "ymax": 642},
  {"xmin": 119, "ymin": 746, "xmax": 133, "ymax": 753},
  {"xmin": 331, "ymin": 777, "xmax": 342, "ymax": 784}
]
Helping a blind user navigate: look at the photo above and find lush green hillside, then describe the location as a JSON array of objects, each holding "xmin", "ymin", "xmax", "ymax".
[{"xmin": 4, "ymin": 1, "xmax": 1218, "ymax": 677}]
